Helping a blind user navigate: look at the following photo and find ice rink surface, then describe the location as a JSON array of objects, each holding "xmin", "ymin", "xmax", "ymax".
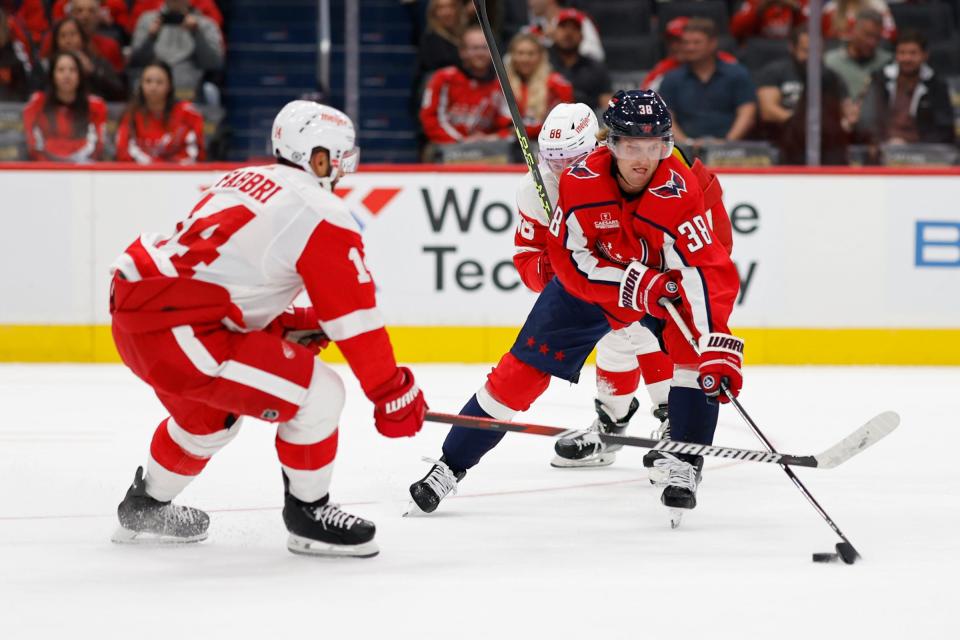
[{"xmin": 1, "ymin": 363, "xmax": 957, "ymax": 639}]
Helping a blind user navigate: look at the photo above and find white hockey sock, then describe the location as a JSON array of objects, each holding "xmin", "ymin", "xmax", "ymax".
[
  {"xmin": 645, "ymin": 379, "xmax": 670, "ymax": 409},
  {"xmin": 144, "ymin": 455, "xmax": 196, "ymax": 503},
  {"xmin": 597, "ymin": 393, "xmax": 636, "ymax": 423}
]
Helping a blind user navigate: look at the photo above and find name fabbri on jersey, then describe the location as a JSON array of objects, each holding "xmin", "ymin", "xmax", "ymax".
[{"xmin": 212, "ymin": 169, "xmax": 284, "ymax": 205}]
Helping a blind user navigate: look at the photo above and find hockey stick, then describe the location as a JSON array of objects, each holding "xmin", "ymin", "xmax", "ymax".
[
  {"xmin": 660, "ymin": 300, "xmax": 899, "ymax": 563},
  {"xmin": 425, "ymin": 410, "xmax": 897, "ymax": 470},
  {"xmin": 472, "ymin": 0, "xmax": 554, "ymax": 219}
]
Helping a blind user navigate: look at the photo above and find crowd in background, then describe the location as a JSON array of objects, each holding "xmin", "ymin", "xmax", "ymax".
[
  {"xmin": 414, "ymin": 0, "xmax": 959, "ymax": 165},
  {"xmin": 0, "ymin": 0, "xmax": 222, "ymax": 163}
]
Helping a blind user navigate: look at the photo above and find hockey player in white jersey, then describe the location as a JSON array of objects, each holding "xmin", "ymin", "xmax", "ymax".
[{"xmin": 109, "ymin": 100, "xmax": 427, "ymax": 557}]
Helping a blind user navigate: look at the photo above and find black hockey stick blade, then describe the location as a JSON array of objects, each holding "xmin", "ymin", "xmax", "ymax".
[{"xmin": 425, "ymin": 411, "xmax": 896, "ymax": 469}]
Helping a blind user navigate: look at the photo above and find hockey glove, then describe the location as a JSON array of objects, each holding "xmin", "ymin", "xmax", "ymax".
[
  {"xmin": 535, "ymin": 253, "xmax": 555, "ymax": 291},
  {"xmin": 266, "ymin": 307, "xmax": 330, "ymax": 355},
  {"xmin": 370, "ymin": 366, "xmax": 426, "ymax": 438},
  {"xmin": 697, "ymin": 333, "xmax": 744, "ymax": 403},
  {"xmin": 618, "ymin": 262, "xmax": 683, "ymax": 320}
]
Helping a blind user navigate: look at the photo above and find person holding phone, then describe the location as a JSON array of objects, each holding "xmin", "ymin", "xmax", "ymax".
[{"xmin": 129, "ymin": 0, "xmax": 223, "ymax": 101}]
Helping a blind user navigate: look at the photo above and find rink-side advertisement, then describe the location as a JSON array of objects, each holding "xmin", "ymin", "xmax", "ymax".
[{"xmin": 0, "ymin": 167, "xmax": 958, "ymax": 364}]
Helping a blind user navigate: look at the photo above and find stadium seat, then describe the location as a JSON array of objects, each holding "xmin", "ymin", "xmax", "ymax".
[
  {"xmin": 880, "ymin": 143, "xmax": 959, "ymax": 167},
  {"xmin": 657, "ymin": 1, "xmax": 731, "ymax": 34},
  {"xmin": 610, "ymin": 70, "xmax": 650, "ymax": 92},
  {"xmin": 929, "ymin": 38, "xmax": 960, "ymax": 77},
  {"xmin": 603, "ymin": 34, "xmax": 663, "ymax": 71},
  {"xmin": 738, "ymin": 38, "xmax": 791, "ymax": 76},
  {"xmin": 888, "ymin": 3, "xmax": 956, "ymax": 42},
  {"xmin": 583, "ymin": 0, "xmax": 652, "ymax": 37}
]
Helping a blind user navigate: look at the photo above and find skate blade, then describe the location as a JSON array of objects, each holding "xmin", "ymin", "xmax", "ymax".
[
  {"xmin": 668, "ymin": 508, "xmax": 685, "ymax": 529},
  {"xmin": 111, "ymin": 526, "xmax": 207, "ymax": 545},
  {"xmin": 402, "ymin": 500, "xmax": 428, "ymax": 517},
  {"xmin": 287, "ymin": 534, "xmax": 379, "ymax": 558},
  {"xmin": 550, "ymin": 452, "xmax": 617, "ymax": 468}
]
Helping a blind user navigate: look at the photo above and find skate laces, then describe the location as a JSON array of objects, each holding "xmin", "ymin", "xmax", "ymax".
[
  {"xmin": 312, "ymin": 503, "xmax": 359, "ymax": 530},
  {"xmin": 653, "ymin": 454, "xmax": 698, "ymax": 491},
  {"xmin": 421, "ymin": 457, "xmax": 459, "ymax": 497}
]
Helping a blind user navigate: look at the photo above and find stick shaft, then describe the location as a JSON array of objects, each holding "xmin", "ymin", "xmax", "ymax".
[{"xmin": 661, "ymin": 300, "xmax": 859, "ymax": 551}]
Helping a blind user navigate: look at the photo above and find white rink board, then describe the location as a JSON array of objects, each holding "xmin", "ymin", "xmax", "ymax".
[{"xmin": 0, "ymin": 168, "xmax": 958, "ymax": 327}]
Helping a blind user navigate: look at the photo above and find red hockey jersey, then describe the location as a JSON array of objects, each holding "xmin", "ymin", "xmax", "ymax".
[
  {"xmin": 110, "ymin": 164, "xmax": 400, "ymax": 397},
  {"xmin": 419, "ymin": 66, "xmax": 512, "ymax": 143},
  {"xmin": 545, "ymin": 146, "xmax": 739, "ymax": 341},
  {"xmin": 22, "ymin": 91, "xmax": 107, "ymax": 162},
  {"xmin": 115, "ymin": 101, "xmax": 205, "ymax": 164}
]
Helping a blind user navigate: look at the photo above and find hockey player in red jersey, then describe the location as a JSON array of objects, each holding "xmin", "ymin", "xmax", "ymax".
[
  {"xmin": 109, "ymin": 100, "xmax": 427, "ymax": 557},
  {"xmin": 512, "ymin": 101, "xmax": 674, "ymax": 471},
  {"xmin": 408, "ymin": 90, "xmax": 741, "ymax": 526}
]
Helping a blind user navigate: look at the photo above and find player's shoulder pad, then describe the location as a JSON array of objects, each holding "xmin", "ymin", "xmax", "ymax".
[
  {"xmin": 558, "ymin": 146, "xmax": 618, "ymax": 209},
  {"xmin": 645, "ymin": 154, "xmax": 702, "ymax": 208},
  {"xmin": 273, "ymin": 166, "xmax": 359, "ymax": 232},
  {"xmin": 516, "ymin": 166, "xmax": 557, "ymax": 225}
]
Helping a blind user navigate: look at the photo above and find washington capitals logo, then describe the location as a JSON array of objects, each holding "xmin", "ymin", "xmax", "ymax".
[
  {"xmin": 649, "ymin": 169, "xmax": 687, "ymax": 199},
  {"xmin": 567, "ymin": 162, "xmax": 599, "ymax": 180}
]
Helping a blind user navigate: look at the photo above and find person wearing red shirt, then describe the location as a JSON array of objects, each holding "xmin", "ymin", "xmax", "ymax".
[
  {"xmin": 23, "ymin": 50, "xmax": 107, "ymax": 162},
  {"xmin": 53, "ymin": 0, "xmax": 133, "ymax": 35},
  {"xmin": 731, "ymin": 0, "xmax": 808, "ymax": 42},
  {"xmin": 643, "ymin": 17, "xmax": 737, "ymax": 92},
  {"xmin": 116, "ymin": 61, "xmax": 205, "ymax": 163},
  {"xmin": 420, "ymin": 23, "xmax": 512, "ymax": 145},
  {"xmin": 505, "ymin": 32, "xmax": 573, "ymax": 139},
  {"xmin": 48, "ymin": 17, "xmax": 126, "ymax": 100},
  {"xmin": 40, "ymin": 1, "xmax": 125, "ymax": 73}
]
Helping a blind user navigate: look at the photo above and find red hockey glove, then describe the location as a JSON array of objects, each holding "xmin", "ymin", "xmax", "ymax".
[
  {"xmin": 535, "ymin": 253, "xmax": 555, "ymax": 290},
  {"xmin": 618, "ymin": 262, "xmax": 683, "ymax": 320},
  {"xmin": 266, "ymin": 307, "xmax": 330, "ymax": 355},
  {"xmin": 697, "ymin": 333, "xmax": 744, "ymax": 403},
  {"xmin": 369, "ymin": 366, "xmax": 426, "ymax": 438}
]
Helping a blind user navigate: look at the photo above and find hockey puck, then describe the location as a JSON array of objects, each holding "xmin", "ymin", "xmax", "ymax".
[{"xmin": 812, "ymin": 552, "xmax": 838, "ymax": 563}]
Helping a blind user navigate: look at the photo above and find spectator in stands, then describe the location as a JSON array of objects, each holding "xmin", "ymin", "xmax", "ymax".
[
  {"xmin": 116, "ymin": 60, "xmax": 205, "ymax": 163},
  {"xmin": 858, "ymin": 30, "xmax": 955, "ymax": 146},
  {"xmin": 130, "ymin": 0, "xmax": 224, "ymax": 102},
  {"xmin": 527, "ymin": 0, "xmax": 604, "ymax": 62},
  {"xmin": 12, "ymin": 0, "xmax": 51, "ymax": 46},
  {"xmin": 548, "ymin": 9, "xmax": 611, "ymax": 110},
  {"xmin": 644, "ymin": 16, "xmax": 737, "ymax": 92},
  {"xmin": 758, "ymin": 27, "xmax": 856, "ymax": 164},
  {"xmin": 658, "ymin": 18, "xmax": 757, "ymax": 144},
  {"xmin": 0, "ymin": 10, "xmax": 28, "ymax": 101},
  {"xmin": 40, "ymin": 1, "xmax": 126, "ymax": 71},
  {"xmin": 413, "ymin": 0, "xmax": 467, "ymax": 109},
  {"xmin": 23, "ymin": 50, "xmax": 107, "ymax": 162},
  {"xmin": 731, "ymin": 0, "xmax": 808, "ymax": 42},
  {"xmin": 50, "ymin": 17, "xmax": 126, "ymax": 100},
  {"xmin": 506, "ymin": 32, "xmax": 572, "ymax": 138},
  {"xmin": 822, "ymin": 0, "xmax": 895, "ymax": 42},
  {"xmin": 4, "ymin": 9, "xmax": 37, "ymax": 77},
  {"xmin": 52, "ymin": 0, "xmax": 133, "ymax": 38},
  {"xmin": 419, "ymin": 23, "xmax": 511, "ymax": 146},
  {"xmin": 131, "ymin": 0, "xmax": 223, "ymax": 30},
  {"xmin": 824, "ymin": 9, "xmax": 892, "ymax": 101}
]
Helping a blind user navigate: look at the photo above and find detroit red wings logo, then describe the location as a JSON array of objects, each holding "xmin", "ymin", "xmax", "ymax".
[{"xmin": 649, "ymin": 169, "xmax": 687, "ymax": 199}]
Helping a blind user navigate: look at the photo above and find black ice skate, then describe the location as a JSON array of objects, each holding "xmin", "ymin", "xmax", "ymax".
[
  {"xmin": 643, "ymin": 403, "xmax": 671, "ymax": 484},
  {"xmin": 111, "ymin": 466, "xmax": 210, "ymax": 544},
  {"xmin": 283, "ymin": 475, "xmax": 378, "ymax": 558},
  {"xmin": 655, "ymin": 453, "xmax": 704, "ymax": 529},
  {"xmin": 551, "ymin": 398, "xmax": 640, "ymax": 468},
  {"xmin": 405, "ymin": 457, "xmax": 465, "ymax": 515}
]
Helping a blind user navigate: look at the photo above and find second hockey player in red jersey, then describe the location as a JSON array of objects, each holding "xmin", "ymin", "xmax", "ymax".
[
  {"xmin": 109, "ymin": 100, "xmax": 427, "ymax": 557},
  {"xmin": 409, "ymin": 90, "xmax": 742, "ymax": 526}
]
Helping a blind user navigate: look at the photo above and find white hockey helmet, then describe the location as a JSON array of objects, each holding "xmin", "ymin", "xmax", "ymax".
[
  {"xmin": 537, "ymin": 102, "xmax": 599, "ymax": 175},
  {"xmin": 271, "ymin": 100, "xmax": 360, "ymax": 190}
]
